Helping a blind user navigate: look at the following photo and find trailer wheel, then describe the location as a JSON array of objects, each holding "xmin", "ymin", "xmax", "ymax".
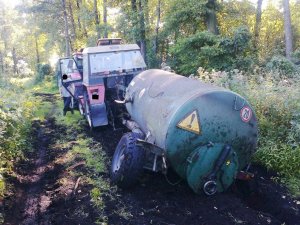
[
  {"xmin": 84, "ymin": 92, "xmax": 93, "ymax": 128},
  {"xmin": 111, "ymin": 133, "xmax": 145, "ymax": 188}
]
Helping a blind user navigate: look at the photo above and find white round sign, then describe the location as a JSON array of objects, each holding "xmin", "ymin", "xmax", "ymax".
[{"xmin": 240, "ymin": 106, "xmax": 252, "ymax": 123}]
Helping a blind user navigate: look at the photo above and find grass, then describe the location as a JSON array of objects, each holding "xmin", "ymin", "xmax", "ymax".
[
  {"xmin": 33, "ymin": 100, "xmax": 53, "ymax": 121},
  {"xmin": 31, "ymin": 76, "xmax": 58, "ymax": 94},
  {"xmin": 0, "ymin": 175, "xmax": 4, "ymax": 197},
  {"xmin": 55, "ymin": 100, "xmax": 85, "ymax": 127}
]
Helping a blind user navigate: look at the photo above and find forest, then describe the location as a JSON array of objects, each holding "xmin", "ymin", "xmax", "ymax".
[{"xmin": 0, "ymin": 0, "xmax": 300, "ymax": 224}]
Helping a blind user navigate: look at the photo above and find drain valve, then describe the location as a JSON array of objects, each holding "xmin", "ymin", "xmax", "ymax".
[{"xmin": 203, "ymin": 180, "xmax": 217, "ymax": 195}]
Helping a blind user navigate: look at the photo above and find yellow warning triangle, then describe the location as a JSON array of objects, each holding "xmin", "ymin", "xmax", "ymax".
[{"xmin": 177, "ymin": 110, "xmax": 201, "ymax": 134}]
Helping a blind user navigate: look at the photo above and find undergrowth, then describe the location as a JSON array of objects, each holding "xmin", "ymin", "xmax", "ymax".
[{"xmin": 0, "ymin": 78, "xmax": 37, "ymax": 198}]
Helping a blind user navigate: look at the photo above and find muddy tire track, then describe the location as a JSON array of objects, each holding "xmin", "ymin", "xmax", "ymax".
[
  {"xmin": 3, "ymin": 93, "xmax": 62, "ymax": 225},
  {"xmin": 20, "ymin": 120, "xmax": 54, "ymax": 225},
  {"xmin": 4, "ymin": 93, "xmax": 99, "ymax": 225}
]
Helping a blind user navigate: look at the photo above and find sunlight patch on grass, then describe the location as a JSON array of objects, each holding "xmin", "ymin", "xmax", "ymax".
[
  {"xmin": 10, "ymin": 77, "xmax": 34, "ymax": 88},
  {"xmin": 55, "ymin": 99, "xmax": 85, "ymax": 129},
  {"xmin": 0, "ymin": 175, "xmax": 5, "ymax": 197},
  {"xmin": 90, "ymin": 187, "xmax": 105, "ymax": 209},
  {"xmin": 33, "ymin": 100, "xmax": 52, "ymax": 121},
  {"xmin": 32, "ymin": 79, "xmax": 58, "ymax": 94}
]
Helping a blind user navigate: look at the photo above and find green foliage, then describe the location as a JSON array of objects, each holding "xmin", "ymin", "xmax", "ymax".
[
  {"xmin": 170, "ymin": 26, "xmax": 253, "ymax": 75},
  {"xmin": 90, "ymin": 187, "xmax": 105, "ymax": 209},
  {"xmin": 0, "ymin": 81, "xmax": 38, "ymax": 197},
  {"xmin": 35, "ymin": 63, "xmax": 52, "ymax": 83},
  {"xmin": 255, "ymin": 144, "xmax": 300, "ymax": 178},
  {"xmin": 292, "ymin": 48, "xmax": 300, "ymax": 64},
  {"xmin": 266, "ymin": 55, "xmax": 297, "ymax": 78},
  {"xmin": 163, "ymin": 0, "xmax": 207, "ymax": 36}
]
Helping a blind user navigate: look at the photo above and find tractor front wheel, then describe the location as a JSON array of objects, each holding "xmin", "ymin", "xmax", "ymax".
[{"xmin": 110, "ymin": 132, "xmax": 145, "ymax": 188}]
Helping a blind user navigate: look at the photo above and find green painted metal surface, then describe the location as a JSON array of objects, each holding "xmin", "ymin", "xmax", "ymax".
[
  {"xmin": 165, "ymin": 91, "xmax": 257, "ymax": 179},
  {"xmin": 126, "ymin": 69, "xmax": 258, "ymax": 194},
  {"xmin": 186, "ymin": 144, "xmax": 239, "ymax": 194}
]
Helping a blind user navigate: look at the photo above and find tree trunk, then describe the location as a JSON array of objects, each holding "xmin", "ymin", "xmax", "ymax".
[
  {"xmin": 131, "ymin": 0, "xmax": 137, "ymax": 14},
  {"xmin": 154, "ymin": 0, "xmax": 161, "ymax": 54},
  {"xmin": 0, "ymin": 51, "xmax": 4, "ymax": 73},
  {"xmin": 80, "ymin": 0, "xmax": 88, "ymax": 38},
  {"xmin": 12, "ymin": 47, "xmax": 18, "ymax": 75},
  {"xmin": 131, "ymin": 0, "xmax": 138, "ymax": 41},
  {"xmin": 206, "ymin": 0, "xmax": 219, "ymax": 34},
  {"xmin": 93, "ymin": 0, "xmax": 101, "ymax": 39},
  {"xmin": 35, "ymin": 34, "xmax": 40, "ymax": 65},
  {"xmin": 76, "ymin": 0, "xmax": 82, "ymax": 31},
  {"xmin": 1, "ymin": 9, "xmax": 8, "ymax": 54},
  {"xmin": 283, "ymin": 0, "xmax": 293, "ymax": 59},
  {"xmin": 68, "ymin": 0, "xmax": 76, "ymax": 39},
  {"xmin": 254, "ymin": 0, "xmax": 263, "ymax": 51},
  {"xmin": 76, "ymin": 0, "xmax": 88, "ymax": 38},
  {"xmin": 143, "ymin": 0, "xmax": 150, "ymax": 32},
  {"xmin": 138, "ymin": 0, "xmax": 147, "ymax": 63},
  {"xmin": 103, "ymin": 0, "xmax": 108, "ymax": 38},
  {"xmin": 62, "ymin": 0, "xmax": 71, "ymax": 57}
]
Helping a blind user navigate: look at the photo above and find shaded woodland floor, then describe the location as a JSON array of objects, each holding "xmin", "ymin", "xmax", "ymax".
[{"xmin": 2, "ymin": 93, "xmax": 300, "ymax": 225}]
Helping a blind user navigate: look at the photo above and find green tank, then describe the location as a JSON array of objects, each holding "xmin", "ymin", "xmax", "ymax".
[{"xmin": 124, "ymin": 69, "xmax": 258, "ymax": 195}]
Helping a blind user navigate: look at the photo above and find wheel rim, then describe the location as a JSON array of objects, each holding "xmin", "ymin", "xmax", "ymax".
[
  {"xmin": 79, "ymin": 102, "xmax": 84, "ymax": 115},
  {"xmin": 112, "ymin": 144, "xmax": 126, "ymax": 173},
  {"xmin": 85, "ymin": 100, "xmax": 92, "ymax": 127}
]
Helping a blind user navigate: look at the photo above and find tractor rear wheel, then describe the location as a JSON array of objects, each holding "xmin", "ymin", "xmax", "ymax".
[
  {"xmin": 111, "ymin": 132, "xmax": 145, "ymax": 188},
  {"xmin": 78, "ymin": 99, "xmax": 85, "ymax": 116},
  {"xmin": 84, "ymin": 92, "xmax": 93, "ymax": 128}
]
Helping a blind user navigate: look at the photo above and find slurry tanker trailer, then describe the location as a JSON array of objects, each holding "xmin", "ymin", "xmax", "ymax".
[{"xmin": 111, "ymin": 69, "xmax": 258, "ymax": 195}]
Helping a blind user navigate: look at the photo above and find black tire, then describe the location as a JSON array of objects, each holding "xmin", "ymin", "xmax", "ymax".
[{"xmin": 110, "ymin": 132, "xmax": 145, "ymax": 188}]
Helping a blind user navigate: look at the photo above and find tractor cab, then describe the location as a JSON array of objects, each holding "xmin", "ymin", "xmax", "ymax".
[
  {"xmin": 81, "ymin": 39, "xmax": 146, "ymax": 128},
  {"xmin": 60, "ymin": 38, "xmax": 147, "ymax": 128}
]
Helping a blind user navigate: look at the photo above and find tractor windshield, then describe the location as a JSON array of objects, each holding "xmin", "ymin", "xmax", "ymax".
[{"xmin": 89, "ymin": 50, "xmax": 146, "ymax": 75}]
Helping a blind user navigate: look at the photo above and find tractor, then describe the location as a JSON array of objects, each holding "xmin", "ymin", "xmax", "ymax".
[{"xmin": 58, "ymin": 38, "xmax": 146, "ymax": 128}]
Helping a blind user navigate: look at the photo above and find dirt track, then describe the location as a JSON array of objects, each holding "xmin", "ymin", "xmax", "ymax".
[{"xmin": 2, "ymin": 93, "xmax": 300, "ymax": 225}]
